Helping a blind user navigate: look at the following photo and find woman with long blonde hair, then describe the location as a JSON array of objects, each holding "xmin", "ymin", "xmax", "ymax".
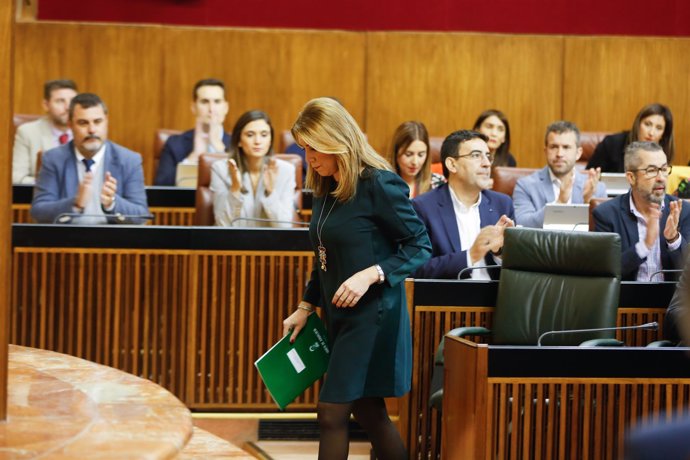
[{"xmin": 282, "ymin": 97, "xmax": 431, "ymax": 460}]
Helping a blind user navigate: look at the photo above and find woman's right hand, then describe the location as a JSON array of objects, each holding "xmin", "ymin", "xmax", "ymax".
[
  {"xmin": 282, "ymin": 308, "xmax": 310, "ymax": 343},
  {"xmin": 227, "ymin": 159, "xmax": 242, "ymax": 194}
]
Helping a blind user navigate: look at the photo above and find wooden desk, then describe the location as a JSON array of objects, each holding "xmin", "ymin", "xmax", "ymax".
[
  {"xmin": 11, "ymin": 225, "xmax": 316, "ymax": 410},
  {"xmin": 403, "ymin": 279, "xmax": 675, "ymax": 460},
  {"xmin": 12, "ymin": 185, "xmax": 197, "ymax": 225},
  {"xmin": 444, "ymin": 337, "xmax": 690, "ymax": 459}
]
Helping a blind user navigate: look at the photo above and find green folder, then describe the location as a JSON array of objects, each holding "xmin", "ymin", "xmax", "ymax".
[{"xmin": 255, "ymin": 313, "xmax": 331, "ymax": 410}]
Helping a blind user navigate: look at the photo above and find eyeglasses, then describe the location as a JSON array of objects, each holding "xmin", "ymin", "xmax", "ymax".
[
  {"xmin": 630, "ymin": 165, "xmax": 672, "ymax": 179},
  {"xmin": 456, "ymin": 151, "xmax": 494, "ymax": 163}
]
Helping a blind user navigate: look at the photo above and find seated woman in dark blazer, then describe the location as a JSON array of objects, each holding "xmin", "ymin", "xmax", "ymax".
[
  {"xmin": 587, "ymin": 103, "xmax": 675, "ymax": 172},
  {"xmin": 472, "ymin": 109, "xmax": 517, "ymax": 167}
]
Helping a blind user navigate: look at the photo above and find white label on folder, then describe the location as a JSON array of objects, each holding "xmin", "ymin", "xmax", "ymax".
[{"xmin": 287, "ymin": 349, "xmax": 306, "ymax": 374}]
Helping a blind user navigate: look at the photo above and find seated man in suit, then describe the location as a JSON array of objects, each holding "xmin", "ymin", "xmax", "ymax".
[
  {"xmin": 413, "ymin": 130, "xmax": 514, "ymax": 279},
  {"xmin": 593, "ymin": 141, "xmax": 690, "ymax": 281},
  {"xmin": 12, "ymin": 79, "xmax": 78, "ymax": 184},
  {"xmin": 31, "ymin": 93, "xmax": 149, "ymax": 224},
  {"xmin": 154, "ymin": 78, "xmax": 231, "ymax": 185},
  {"xmin": 513, "ymin": 120, "xmax": 606, "ymax": 227}
]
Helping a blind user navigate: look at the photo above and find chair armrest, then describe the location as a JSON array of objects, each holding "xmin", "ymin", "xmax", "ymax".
[
  {"xmin": 448, "ymin": 326, "xmax": 491, "ymax": 338},
  {"xmin": 646, "ymin": 340, "xmax": 676, "ymax": 348},
  {"xmin": 433, "ymin": 327, "xmax": 491, "ymax": 364},
  {"xmin": 430, "ymin": 389, "xmax": 443, "ymax": 411},
  {"xmin": 579, "ymin": 338, "xmax": 624, "ymax": 347}
]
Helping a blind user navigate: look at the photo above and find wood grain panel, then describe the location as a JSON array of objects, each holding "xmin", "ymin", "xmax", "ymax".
[
  {"xmin": 159, "ymin": 27, "xmax": 366, "ymax": 151},
  {"xmin": 0, "ymin": 0, "xmax": 13, "ymax": 421},
  {"xmin": 13, "ymin": 22, "xmax": 164, "ymax": 182},
  {"xmin": 564, "ymin": 36, "xmax": 690, "ymax": 166},
  {"xmin": 366, "ymin": 32, "xmax": 563, "ymax": 168}
]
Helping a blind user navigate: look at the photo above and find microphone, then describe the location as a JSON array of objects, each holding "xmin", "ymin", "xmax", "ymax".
[
  {"xmin": 457, "ymin": 264, "xmax": 501, "ymax": 280},
  {"xmin": 537, "ymin": 322, "xmax": 658, "ymax": 347},
  {"xmin": 648, "ymin": 269, "xmax": 684, "ymax": 282},
  {"xmin": 54, "ymin": 213, "xmax": 155, "ymax": 224},
  {"xmin": 230, "ymin": 217, "xmax": 309, "ymax": 227}
]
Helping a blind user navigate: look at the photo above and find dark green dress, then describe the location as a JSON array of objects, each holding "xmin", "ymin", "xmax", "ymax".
[{"xmin": 303, "ymin": 168, "xmax": 431, "ymax": 403}]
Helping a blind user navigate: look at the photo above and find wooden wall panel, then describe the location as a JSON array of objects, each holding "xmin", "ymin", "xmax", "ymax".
[
  {"xmin": 0, "ymin": 0, "xmax": 13, "ymax": 421},
  {"xmin": 564, "ymin": 36, "xmax": 690, "ymax": 166},
  {"xmin": 159, "ymin": 27, "xmax": 366, "ymax": 152},
  {"xmin": 365, "ymin": 33, "xmax": 564, "ymax": 167},
  {"xmin": 11, "ymin": 22, "xmax": 690, "ymax": 180},
  {"xmin": 13, "ymin": 22, "xmax": 164, "ymax": 181}
]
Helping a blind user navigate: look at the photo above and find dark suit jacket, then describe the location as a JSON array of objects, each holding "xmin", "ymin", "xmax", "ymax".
[
  {"xmin": 592, "ymin": 192, "xmax": 690, "ymax": 281},
  {"xmin": 154, "ymin": 129, "xmax": 231, "ymax": 185},
  {"xmin": 31, "ymin": 140, "xmax": 149, "ymax": 224},
  {"xmin": 412, "ymin": 185, "xmax": 515, "ymax": 279},
  {"xmin": 586, "ymin": 131, "xmax": 628, "ymax": 172}
]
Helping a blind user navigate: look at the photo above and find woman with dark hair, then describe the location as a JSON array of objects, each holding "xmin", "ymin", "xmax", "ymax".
[
  {"xmin": 587, "ymin": 103, "xmax": 675, "ymax": 172},
  {"xmin": 390, "ymin": 121, "xmax": 445, "ymax": 198},
  {"xmin": 472, "ymin": 109, "xmax": 517, "ymax": 167},
  {"xmin": 210, "ymin": 110, "xmax": 296, "ymax": 227},
  {"xmin": 282, "ymin": 97, "xmax": 431, "ymax": 460}
]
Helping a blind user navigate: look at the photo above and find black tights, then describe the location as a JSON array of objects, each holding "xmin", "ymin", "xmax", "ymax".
[{"xmin": 317, "ymin": 397, "xmax": 407, "ymax": 460}]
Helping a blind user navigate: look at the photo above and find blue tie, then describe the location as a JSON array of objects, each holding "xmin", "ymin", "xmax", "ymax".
[{"xmin": 82, "ymin": 158, "xmax": 95, "ymax": 172}]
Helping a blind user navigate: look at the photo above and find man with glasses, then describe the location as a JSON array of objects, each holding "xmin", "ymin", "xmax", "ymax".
[
  {"xmin": 513, "ymin": 120, "xmax": 607, "ymax": 228},
  {"xmin": 412, "ymin": 130, "xmax": 514, "ymax": 279},
  {"xmin": 593, "ymin": 141, "xmax": 690, "ymax": 281}
]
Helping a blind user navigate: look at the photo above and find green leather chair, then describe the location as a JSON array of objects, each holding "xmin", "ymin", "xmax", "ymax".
[{"xmin": 430, "ymin": 227, "xmax": 623, "ymax": 411}]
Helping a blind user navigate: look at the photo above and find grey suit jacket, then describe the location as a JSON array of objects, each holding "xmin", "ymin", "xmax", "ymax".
[
  {"xmin": 12, "ymin": 117, "xmax": 64, "ymax": 184},
  {"xmin": 30, "ymin": 141, "xmax": 149, "ymax": 224},
  {"xmin": 513, "ymin": 166, "xmax": 607, "ymax": 228}
]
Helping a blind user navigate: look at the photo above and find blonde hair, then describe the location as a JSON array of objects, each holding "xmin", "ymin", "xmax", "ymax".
[{"xmin": 291, "ymin": 97, "xmax": 391, "ymax": 202}]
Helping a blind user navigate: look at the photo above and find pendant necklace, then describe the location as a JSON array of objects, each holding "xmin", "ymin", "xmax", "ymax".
[{"xmin": 316, "ymin": 195, "xmax": 337, "ymax": 272}]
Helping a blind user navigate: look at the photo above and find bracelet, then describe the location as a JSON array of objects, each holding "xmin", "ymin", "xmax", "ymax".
[
  {"xmin": 297, "ymin": 303, "xmax": 314, "ymax": 313},
  {"xmin": 374, "ymin": 264, "xmax": 385, "ymax": 284}
]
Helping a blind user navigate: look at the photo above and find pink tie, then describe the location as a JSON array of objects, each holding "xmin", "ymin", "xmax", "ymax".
[{"xmin": 59, "ymin": 133, "xmax": 68, "ymax": 145}]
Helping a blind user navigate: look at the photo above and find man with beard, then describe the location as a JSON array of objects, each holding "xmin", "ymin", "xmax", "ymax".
[
  {"xmin": 12, "ymin": 79, "xmax": 78, "ymax": 184},
  {"xmin": 412, "ymin": 130, "xmax": 514, "ymax": 279},
  {"xmin": 513, "ymin": 121, "xmax": 607, "ymax": 228},
  {"xmin": 593, "ymin": 141, "xmax": 690, "ymax": 281},
  {"xmin": 31, "ymin": 93, "xmax": 149, "ymax": 224}
]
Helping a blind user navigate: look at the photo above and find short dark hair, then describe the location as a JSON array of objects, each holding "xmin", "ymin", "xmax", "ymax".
[
  {"xmin": 624, "ymin": 141, "xmax": 664, "ymax": 172},
  {"xmin": 544, "ymin": 120, "xmax": 580, "ymax": 146},
  {"xmin": 193, "ymin": 78, "xmax": 225, "ymax": 100},
  {"xmin": 43, "ymin": 79, "xmax": 77, "ymax": 100},
  {"xmin": 440, "ymin": 130, "xmax": 488, "ymax": 179},
  {"xmin": 68, "ymin": 93, "xmax": 108, "ymax": 120}
]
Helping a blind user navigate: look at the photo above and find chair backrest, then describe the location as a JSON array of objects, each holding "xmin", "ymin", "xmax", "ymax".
[
  {"xmin": 491, "ymin": 166, "xmax": 537, "ymax": 197},
  {"xmin": 589, "ymin": 196, "xmax": 612, "ymax": 231},
  {"xmin": 194, "ymin": 153, "xmax": 228, "ymax": 226},
  {"xmin": 154, "ymin": 128, "xmax": 183, "ymax": 177},
  {"xmin": 429, "ymin": 136, "xmax": 444, "ymax": 164},
  {"xmin": 274, "ymin": 153, "xmax": 304, "ymax": 214},
  {"xmin": 493, "ymin": 228, "xmax": 621, "ymax": 345},
  {"xmin": 578, "ymin": 131, "xmax": 611, "ymax": 166}
]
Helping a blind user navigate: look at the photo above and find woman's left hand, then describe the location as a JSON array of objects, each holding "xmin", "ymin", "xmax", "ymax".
[
  {"xmin": 263, "ymin": 158, "xmax": 278, "ymax": 196},
  {"xmin": 332, "ymin": 266, "xmax": 379, "ymax": 308}
]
